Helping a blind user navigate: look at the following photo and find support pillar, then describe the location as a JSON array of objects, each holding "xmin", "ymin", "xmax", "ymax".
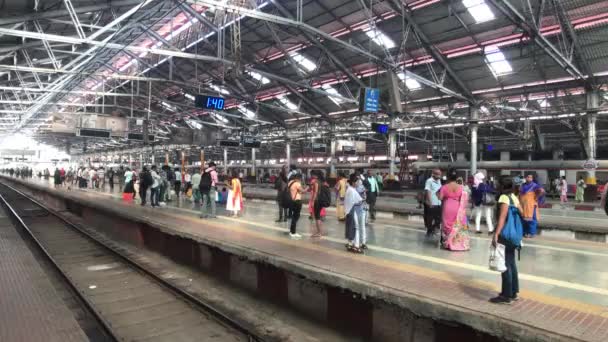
[
  {"xmin": 200, "ymin": 148, "xmax": 205, "ymax": 173},
  {"xmin": 251, "ymin": 148, "xmax": 256, "ymax": 180},
  {"xmin": 585, "ymin": 90, "xmax": 599, "ymax": 202},
  {"xmin": 470, "ymin": 107, "xmax": 479, "ymax": 175},
  {"xmin": 223, "ymin": 148, "xmax": 228, "ymax": 176},
  {"xmin": 389, "ymin": 132, "xmax": 397, "ymax": 178},
  {"xmin": 330, "ymin": 140, "xmax": 336, "ymax": 178},
  {"xmin": 285, "ymin": 142, "xmax": 291, "ymax": 166},
  {"xmin": 165, "ymin": 152, "xmax": 169, "ymax": 165}
]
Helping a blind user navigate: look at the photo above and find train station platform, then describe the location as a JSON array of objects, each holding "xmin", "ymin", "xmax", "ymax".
[
  {"xmin": 0, "ymin": 204, "xmax": 89, "ymax": 342},
  {"xmin": 2, "ymin": 175, "xmax": 608, "ymax": 342},
  {"xmin": 242, "ymin": 185, "xmax": 608, "ymax": 241}
]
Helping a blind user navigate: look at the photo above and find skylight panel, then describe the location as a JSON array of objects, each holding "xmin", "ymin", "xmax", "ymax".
[
  {"xmin": 210, "ymin": 84, "xmax": 230, "ymax": 95},
  {"xmin": 290, "ymin": 52, "xmax": 316, "ymax": 72},
  {"xmin": 238, "ymin": 105, "xmax": 256, "ymax": 118},
  {"xmin": 538, "ymin": 99, "xmax": 550, "ymax": 108},
  {"xmin": 463, "ymin": 0, "xmax": 495, "ymax": 23},
  {"xmin": 485, "ymin": 46, "xmax": 512, "ymax": 77},
  {"xmin": 161, "ymin": 101, "xmax": 176, "ymax": 111},
  {"xmin": 186, "ymin": 119, "xmax": 202, "ymax": 129},
  {"xmin": 434, "ymin": 111, "xmax": 448, "ymax": 119},
  {"xmin": 364, "ymin": 28, "xmax": 396, "ymax": 49},
  {"xmin": 212, "ymin": 112, "xmax": 229, "ymax": 123},
  {"xmin": 321, "ymin": 84, "xmax": 345, "ymax": 106},
  {"xmin": 247, "ymin": 70, "xmax": 270, "ymax": 84},
  {"xmin": 278, "ymin": 95, "xmax": 298, "ymax": 110},
  {"xmin": 184, "ymin": 93, "xmax": 195, "ymax": 101},
  {"xmin": 397, "ymin": 72, "xmax": 422, "ymax": 90}
]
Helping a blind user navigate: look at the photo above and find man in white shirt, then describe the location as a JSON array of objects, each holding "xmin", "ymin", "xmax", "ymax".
[{"xmin": 150, "ymin": 165, "xmax": 161, "ymax": 207}]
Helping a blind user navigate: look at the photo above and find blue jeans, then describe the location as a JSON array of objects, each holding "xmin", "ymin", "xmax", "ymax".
[
  {"xmin": 151, "ymin": 187, "xmax": 159, "ymax": 206},
  {"xmin": 201, "ymin": 187, "xmax": 217, "ymax": 217},
  {"xmin": 500, "ymin": 243, "xmax": 519, "ymax": 299}
]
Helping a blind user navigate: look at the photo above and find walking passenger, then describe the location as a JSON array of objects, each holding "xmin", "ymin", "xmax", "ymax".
[
  {"xmin": 438, "ymin": 169, "xmax": 470, "ymax": 251},
  {"xmin": 150, "ymin": 166, "xmax": 161, "ymax": 207},
  {"xmin": 424, "ymin": 169, "xmax": 442, "ymax": 237},
  {"xmin": 575, "ymin": 176, "xmax": 586, "ymax": 203},
  {"xmin": 200, "ymin": 162, "xmax": 218, "ymax": 219},
  {"xmin": 559, "ymin": 176, "xmax": 568, "ymax": 208},
  {"xmin": 519, "ymin": 174, "xmax": 544, "ymax": 238},
  {"xmin": 345, "ymin": 174, "xmax": 364, "ymax": 253},
  {"xmin": 275, "ymin": 169, "xmax": 289, "ymax": 222},
  {"xmin": 472, "ymin": 172, "xmax": 495, "ymax": 235},
  {"xmin": 365, "ymin": 170, "xmax": 379, "ymax": 221},
  {"xmin": 288, "ymin": 173, "xmax": 303, "ymax": 239},
  {"xmin": 335, "ymin": 173, "xmax": 347, "ymax": 221},
  {"xmin": 226, "ymin": 171, "xmax": 243, "ymax": 217},
  {"xmin": 490, "ymin": 176, "xmax": 524, "ymax": 304}
]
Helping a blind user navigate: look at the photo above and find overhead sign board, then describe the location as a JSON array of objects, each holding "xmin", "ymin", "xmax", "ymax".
[
  {"xmin": 359, "ymin": 87, "xmax": 380, "ymax": 113},
  {"xmin": 342, "ymin": 145, "xmax": 356, "ymax": 155},
  {"xmin": 219, "ymin": 140, "xmax": 240, "ymax": 147},
  {"xmin": 243, "ymin": 137, "xmax": 261, "ymax": 148},
  {"xmin": 78, "ymin": 128, "xmax": 111, "ymax": 138},
  {"xmin": 127, "ymin": 133, "xmax": 155, "ymax": 142},
  {"xmin": 312, "ymin": 143, "xmax": 327, "ymax": 153},
  {"xmin": 195, "ymin": 95, "xmax": 225, "ymax": 110},
  {"xmin": 371, "ymin": 123, "xmax": 389, "ymax": 134}
]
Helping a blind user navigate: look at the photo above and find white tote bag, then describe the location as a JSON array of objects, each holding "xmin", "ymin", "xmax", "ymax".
[{"xmin": 489, "ymin": 243, "xmax": 507, "ymax": 272}]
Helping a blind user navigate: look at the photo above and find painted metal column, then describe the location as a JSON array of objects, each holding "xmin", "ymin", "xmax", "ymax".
[
  {"xmin": 285, "ymin": 142, "xmax": 291, "ymax": 166},
  {"xmin": 586, "ymin": 90, "xmax": 599, "ymax": 188},
  {"xmin": 200, "ymin": 148, "xmax": 205, "ymax": 173},
  {"xmin": 223, "ymin": 148, "xmax": 228, "ymax": 176},
  {"xmin": 330, "ymin": 140, "xmax": 336, "ymax": 178},
  {"xmin": 251, "ymin": 148, "xmax": 257, "ymax": 179},
  {"xmin": 389, "ymin": 132, "xmax": 397, "ymax": 178},
  {"xmin": 470, "ymin": 107, "xmax": 479, "ymax": 175}
]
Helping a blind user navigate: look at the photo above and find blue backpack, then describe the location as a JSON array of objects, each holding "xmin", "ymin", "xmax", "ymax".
[{"xmin": 500, "ymin": 195, "xmax": 524, "ymax": 248}]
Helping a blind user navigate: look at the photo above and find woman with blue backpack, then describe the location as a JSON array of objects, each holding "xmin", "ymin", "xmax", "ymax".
[{"xmin": 491, "ymin": 176, "xmax": 524, "ymax": 305}]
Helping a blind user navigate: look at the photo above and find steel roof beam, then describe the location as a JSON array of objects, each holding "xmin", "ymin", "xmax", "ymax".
[
  {"xmin": 387, "ymin": 0, "xmax": 475, "ymax": 103},
  {"xmin": 486, "ymin": 0, "xmax": 586, "ymax": 81},
  {"xmin": 186, "ymin": 0, "xmax": 468, "ymax": 101},
  {"xmin": 551, "ymin": 0, "xmax": 595, "ymax": 86},
  {"xmin": 0, "ymin": 0, "xmax": 145, "ymax": 26}
]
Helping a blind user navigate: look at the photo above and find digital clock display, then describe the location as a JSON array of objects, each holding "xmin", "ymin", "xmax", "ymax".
[{"xmin": 195, "ymin": 95, "xmax": 225, "ymax": 110}]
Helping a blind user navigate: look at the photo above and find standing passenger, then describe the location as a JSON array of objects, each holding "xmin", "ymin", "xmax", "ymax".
[
  {"xmin": 174, "ymin": 168, "xmax": 182, "ymax": 199},
  {"xmin": 97, "ymin": 167, "xmax": 105, "ymax": 189},
  {"xmin": 139, "ymin": 166, "xmax": 153, "ymax": 206},
  {"xmin": 438, "ymin": 169, "xmax": 470, "ymax": 251},
  {"xmin": 122, "ymin": 168, "xmax": 135, "ymax": 202},
  {"xmin": 345, "ymin": 174, "xmax": 364, "ymax": 253},
  {"xmin": 575, "ymin": 176, "xmax": 586, "ymax": 203},
  {"xmin": 335, "ymin": 173, "xmax": 347, "ymax": 221},
  {"xmin": 424, "ymin": 169, "xmax": 442, "ymax": 237},
  {"xmin": 519, "ymin": 174, "xmax": 544, "ymax": 238},
  {"xmin": 150, "ymin": 166, "xmax": 161, "ymax": 207},
  {"xmin": 365, "ymin": 170, "xmax": 379, "ymax": 221},
  {"xmin": 192, "ymin": 169, "xmax": 202, "ymax": 206},
  {"xmin": 226, "ymin": 171, "xmax": 243, "ymax": 217},
  {"xmin": 53, "ymin": 168, "xmax": 61, "ymax": 188},
  {"xmin": 288, "ymin": 173, "xmax": 303, "ymax": 239},
  {"xmin": 275, "ymin": 169, "xmax": 288, "ymax": 222},
  {"xmin": 490, "ymin": 176, "xmax": 524, "ymax": 304},
  {"xmin": 107, "ymin": 168, "xmax": 115, "ymax": 191},
  {"xmin": 200, "ymin": 162, "xmax": 218, "ymax": 219},
  {"xmin": 559, "ymin": 176, "xmax": 568, "ymax": 208},
  {"xmin": 472, "ymin": 172, "xmax": 495, "ymax": 235},
  {"xmin": 309, "ymin": 171, "xmax": 323, "ymax": 238}
]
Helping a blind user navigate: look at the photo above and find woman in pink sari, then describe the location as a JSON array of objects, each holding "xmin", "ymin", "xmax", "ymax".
[{"xmin": 438, "ymin": 169, "xmax": 470, "ymax": 251}]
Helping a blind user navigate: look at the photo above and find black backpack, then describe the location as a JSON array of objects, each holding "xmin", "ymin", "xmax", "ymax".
[
  {"xmin": 200, "ymin": 171, "xmax": 212, "ymax": 192},
  {"xmin": 281, "ymin": 181, "xmax": 297, "ymax": 209},
  {"xmin": 318, "ymin": 184, "xmax": 331, "ymax": 208},
  {"xmin": 142, "ymin": 171, "xmax": 153, "ymax": 187}
]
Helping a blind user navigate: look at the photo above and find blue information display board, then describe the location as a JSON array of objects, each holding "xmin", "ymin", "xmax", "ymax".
[
  {"xmin": 359, "ymin": 87, "xmax": 380, "ymax": 113},
  {"xmin": 195, "ymin": 95, "xmax": 225, "ymax": 110}
]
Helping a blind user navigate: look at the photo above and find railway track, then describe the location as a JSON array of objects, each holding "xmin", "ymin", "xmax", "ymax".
[{"xmin": 0, "ymin": 182, "xmax": 262, "ymax": 342}]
